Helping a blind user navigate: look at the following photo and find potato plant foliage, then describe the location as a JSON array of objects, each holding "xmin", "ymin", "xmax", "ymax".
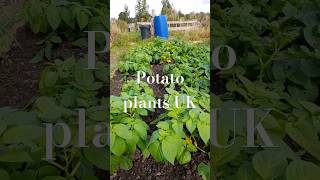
[
  {"xmin": 211, "ymin": 0, "xmax": 320, "ymax": 180},
  {"xmin": 0, "ymin": 0, "xmax": 109, "ymax": 180},
  {"xmin": 113, "ymin": 39, "xmax": 210, "ymax": 174},
  {"xmin": 24, "ymin": 0, "xmax": 108, "ymax": 63},
  {"xmin": 0, "ymin": 58, "xmax": 108, "ymax": 180}
]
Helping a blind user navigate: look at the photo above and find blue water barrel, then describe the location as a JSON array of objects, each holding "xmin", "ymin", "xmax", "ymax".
[{"xmin": 154, "ymin": 15, "xmax": 169, "ymax": 39}]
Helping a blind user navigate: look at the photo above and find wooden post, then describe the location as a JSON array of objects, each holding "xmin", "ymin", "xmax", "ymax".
[{"xmin": 151, "ymin": 9, "xmax": 155, "ymax": 35}]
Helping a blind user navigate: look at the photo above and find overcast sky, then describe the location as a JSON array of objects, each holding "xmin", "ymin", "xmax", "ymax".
[{"xmin": 110, "ymin": 0, "xmax": 210, "ymax": 18}]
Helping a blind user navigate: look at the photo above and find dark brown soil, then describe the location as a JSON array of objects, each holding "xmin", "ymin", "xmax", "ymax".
[
  {"xmin": 149, "ymin": 65, "xmax": 166, "ymax": 98},
  {"xmin": 111, "ymin": 151, "xmax": 208, "ymax": 180},
  {"xmin": 55, "ymin": 41, "xmax": 87, "ymax": 60},
  {"xmin": 212, "ymin": 70, "xmax": 225, "ymax": 95},
  {"xmin": 0, "ymin": 26, "xmax": 44, "ymax": 108},
  {"xmin": 111, "ymin": 70, "xmax": 123, "ymax": 96}
]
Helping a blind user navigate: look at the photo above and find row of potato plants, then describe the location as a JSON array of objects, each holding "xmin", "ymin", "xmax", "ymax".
[
  {"xmin": 112, "ymin": 39, "xmax": 210, "ymax": 179},
  {"xmin": 211, "ymin": 0, "xmax": 320, "ymax": 179},
  {"xmin": 0, "ymin": 0, "xmax": 109, "ymax": 179},
  {"xmin": 0, "ymin": 58, "xmax": 108, "ymax": 179}
]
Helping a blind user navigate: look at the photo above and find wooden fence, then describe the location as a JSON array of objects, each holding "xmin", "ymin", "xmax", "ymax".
[{"xmin": 128, "ymin": 20, "xmax": 201, "ymax": 32}]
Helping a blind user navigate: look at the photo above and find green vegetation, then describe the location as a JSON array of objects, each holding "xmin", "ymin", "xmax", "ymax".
[
  {"xmin": 24, "ymin": 0, "xmax": 108, "ymax": 62},
  {"xmin": 0, "ymin": 58, "xmax": 108, "ymax": 179},
  {"xmin": 111, "ymin": 38, "xmax": 210, "ymax": 176},
  {"xmin": 0, "ymin": 1, "xmax": 24, "ymax": 54},
  {"xmin": 0, "ymin": 0, "xmax": 109, "ymax": 179},
  {"xmin": 212, "ymin": 0, "xmax": 320, "ymax": 179}
]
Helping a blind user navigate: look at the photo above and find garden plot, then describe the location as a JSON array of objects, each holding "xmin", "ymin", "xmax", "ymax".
[{"xmin": 110, "ymin": 39, "xmax": 210, "ymax": 179}]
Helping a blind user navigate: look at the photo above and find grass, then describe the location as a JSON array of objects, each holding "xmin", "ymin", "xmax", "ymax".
[
  {"xmin": 110, "ymin": 32, "xmax": 141, "ymax": 76},
  {"xmin": 170, "ymin": 27, "xmax": 210, "ymax": 45}
]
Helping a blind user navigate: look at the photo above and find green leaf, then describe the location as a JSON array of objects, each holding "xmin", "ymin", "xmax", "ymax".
[
  {"xmin": 30, "ymin": 49, "xmax": 44, "ymax": 63},
  {"xmin": 286, "ymin": 160, "xmax": 320, "ymax": 180},
  {"xmin": 88, "ymin": 109, "xmax": 107, "ymax": 122},
  {"xmin": 110, "ymin": 132, "xmax": 116, "ymax": 149},
  {"xmin": 111, "ymin": 136, "xmax": 126, "ymax": 156},
  {"xmin": 272, "ymin": 63, "xmax": 286, "ymax": 80},
  {"xmin": 2, "ymin": 125, "xmax": 41, "ymax": 144},
  {"xmin": 286, "ymin": 123, "xmax": 320, "ymax": 161},
  {"xmin": 178, "ymin": 150, "xmax": 191, "ymax": 164},
  {"xmin": 72, "ymin": 38, "xmax": 87, "ymax": 47},
  {"xmin": 27, "ymin": 1, "xmax": 43, "ymax": 33},
  {"xmin": 197, "ymin": 120, "xmax": 209, "ymax": 144},
  {"xmin": 253, "ymin": 150, "xmax": 287, "ymax": 180},
  {"xmin": 161, "ymin": 136, "xmax": 179, "ymax": 164},
  {"xmin": 301, "ymin": 60, "xmax": 320, "ymax": 77},
  {"xmin": 149, "ymin": 141, "xmax": 163, "ymax": 162},
  {"xmin": 189, "ymin": 108, "xmax": 200, "ymax": 119},
  {"xmin": 77, "ymin": 11, "xmax": 89, "ymax": 30},
  {"xmin": 304, "ymin": 26, "xmax": 320, "ymax": 49},
  {"xmin": 199, "ymin": 112, "xmax": 209, "ymax": 122},
  {"xmin": 157, "ymin": 121, "xmax": 169, "ymax": 130},
  {"xmin": 0, "ymin": 150, "xmax": 32, "ymax": 162},
  {"xmin": 197, "ymin": 163, "xmax": 210, "ymax": 180},
  {"xmin": 46, "ymin": 4, "xmax": 61, "ymax": 30},
  {"xmin": 38, "ymin": 165, "xmax": 59, "ymax": 178},
  {"xmin": 134, "ymin": 122, "xmax": 147, "ymax": 139},
  {"xmin": 283, "ymin": 2, "xmax": 297, "ymax": 17},
  {"xmin": 35, "ymin": 97, "xmax": 62, "ymax": 120},
  {"xmin": 119, "ymin": 156, "xmax": 133, "ymax": 170},
  {"xmin": 74, "ymin": 67, "xmax": 94, "ymax": 87},
  {"xmin": 186, "ymin": 144, "xmax": 197, "ymax": 152},
  {"xmin": 113, "ymin": 124, "xmax": 133, "ymax": 140},
  {"xmin": 137, "ymin": 108, "xmax": 148, "ymax": 116},
  {"xmin": 83, "ymin": 146, "xmax": 108, "ymax": 170},
  {"xmin": 299, "ymin": 101, "xmax": 320, "ymax": 114},
  {"xmin": 186, "ymin": 118, "xmax": 196, "ymax": 134},
  {"xmin": 211, "ymin": 138, "xmax": 244, "ymax": 166},
  {"xmin": 0, "ymin": 169, "xmax": 9, "ymax": 180},
  {"xmin": 59, "ymin": 7, "xmax": 74, "ymax": 28},
  {"xmin": 50, "ymin": 35, "xmax": 62, "ymax": 44},
  {"xmin": 2, "ymin": 111, "xmax": 37, "ymax": 125},
  {"xmin": 10, "ymin": 170, "xmax": 36, "ymax": 180},
  {"xmin": 172, "ymin": 121, "xmax": 185, "ymax": 138},
  {"xmin": 236, "ymin": 162, "xmax": 262, "ymax": 180},
  {"xmin": 44, "ymin": 70, "xmax": 58, "ymax": 87},
  {"xmin": 0, "ymin": 121, "xmax": 7, "ymax": 136}
]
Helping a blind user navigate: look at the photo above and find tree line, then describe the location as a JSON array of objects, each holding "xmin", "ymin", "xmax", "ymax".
[{"xmin": 118, "ymin": 0, "xmax": 209, "ymax": 23}]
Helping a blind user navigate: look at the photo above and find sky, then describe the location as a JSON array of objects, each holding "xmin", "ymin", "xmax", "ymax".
[{"xmin": 110, "ymin": 0, "xmax": 210, "ymax": 19}]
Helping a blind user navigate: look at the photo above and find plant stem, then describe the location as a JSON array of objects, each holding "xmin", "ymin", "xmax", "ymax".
[
  {"xmin": 47, "ymin": 160, "xmax": 70, "ymax": 176},
  {"xmin": 70, "ymin": 161, "xmax": 81, "ymax": 177}
]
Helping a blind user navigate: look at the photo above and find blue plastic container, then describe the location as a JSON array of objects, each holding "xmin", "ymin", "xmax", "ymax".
[{"xmin": 154, "ymin": 15, "xmax": 169, "ymax": 39}]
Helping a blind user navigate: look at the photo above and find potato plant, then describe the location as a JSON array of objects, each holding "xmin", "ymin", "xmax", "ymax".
[
  {"xmin": 114, "ymin": 38, "xmax": 210, "ymax": 177},
  {"xmin": 110, "ymin": 81, "xmax": 155, "ymax": 172},
  {"xmin": 211, "ymin": 0, "xmax": 320, "ymax": 179},
  {"xmin": 0, "ymin": 57, "xmax": 108, "ymax": 179},
  {"xmin": 24, "ymin": 0, "xmax": 108, "ymax": 62}
]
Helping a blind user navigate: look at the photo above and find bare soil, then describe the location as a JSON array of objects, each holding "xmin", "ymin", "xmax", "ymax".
[
  {"xmin": 111, "ymin": 151, "xmax": 208, "ymax": 180},
  {"xmin": 0, "ymin": 26, "xmax": 44, "ymax": 108}
]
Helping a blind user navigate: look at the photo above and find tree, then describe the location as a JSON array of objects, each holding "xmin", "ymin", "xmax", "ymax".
[
  {"xmin": 161, "ymin": 0, "xmax": 172, "ymax": 14},
  {"xmin": 118, "ymin": 4, "xmax": 130, "ymax": 23},
  {"xmin": 161, "ymin": 0, "xmax": 177, "ymax": 21},
  {"xmin": 135, "ymin": 0, "xmax": 150, "ymax": 22},
  {"xmin": 178, "ymin": 10, "xmax": 184, "ymax": 20}
]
